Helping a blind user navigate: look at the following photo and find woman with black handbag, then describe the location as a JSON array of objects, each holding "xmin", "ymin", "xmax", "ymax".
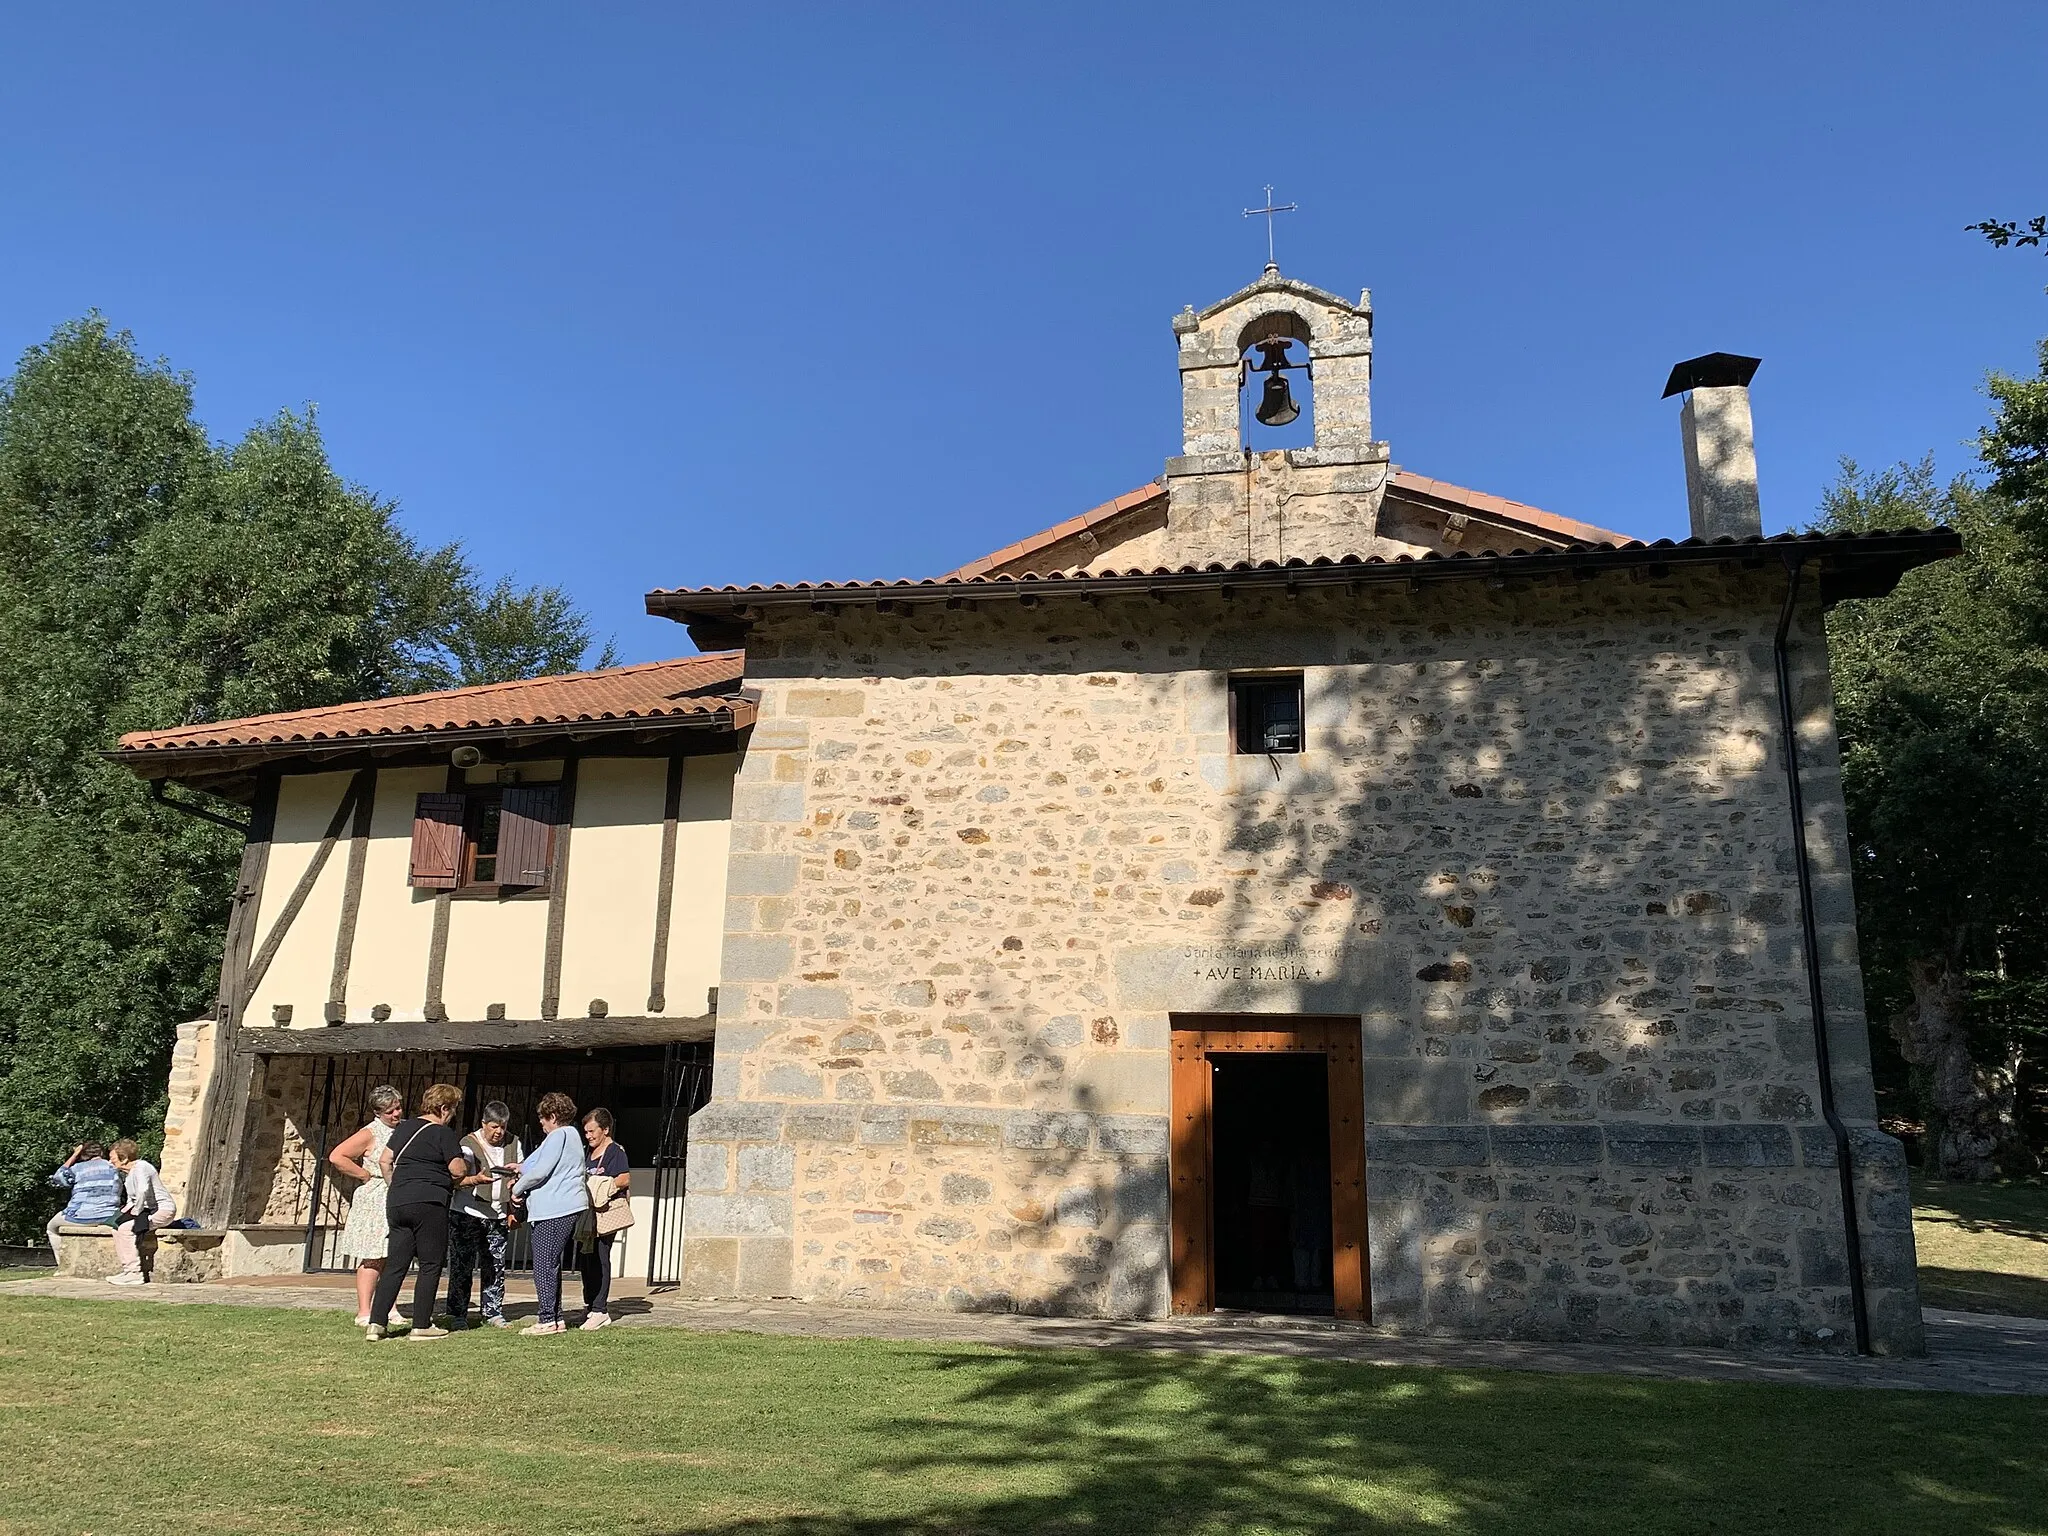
[
  {"xmin": 577, "ymin": 1108, "xmax": 633, "ymax": 1331},
  {"xmin": 365, "ymin": 1083, "xmax": 472, "ymax": 1342}
]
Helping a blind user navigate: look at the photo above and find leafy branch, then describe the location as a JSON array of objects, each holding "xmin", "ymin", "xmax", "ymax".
[{"xmin": 1970, "ymin": 216, "xmax": 2047, "ymax": 250}]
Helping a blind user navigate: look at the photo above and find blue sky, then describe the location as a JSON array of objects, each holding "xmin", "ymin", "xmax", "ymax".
[{"xmin": 3, "ymin": 4, "xmax": 2044, "ymax": 664}]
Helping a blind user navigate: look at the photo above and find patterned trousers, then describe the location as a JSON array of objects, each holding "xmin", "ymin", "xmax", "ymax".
[{"xmin": 445, "ymin": 1213, "xmax": 510, "ymax": 1322}]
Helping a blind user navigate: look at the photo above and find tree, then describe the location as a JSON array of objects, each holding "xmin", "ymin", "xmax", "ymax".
[
  {"xmin": 0, "ymin": 317, "xmax": 612, "ymax": 1241},
  {"xmin": 1981, "ymin": 341, "xmax": 2048, "ymax": 518},
  {"xmin": 1819, "ymin": 455, "xmax": 2048, "ymax": 1177}
]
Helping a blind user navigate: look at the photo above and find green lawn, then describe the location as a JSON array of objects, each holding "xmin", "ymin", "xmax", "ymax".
[
  {"xmin": 1913, "ymin": 1174, "xmax": 2048, "ymax": 1318},
  {"xmin": 0, "ymin": 1297, "xmax": 2042, "ymax": 1535}
]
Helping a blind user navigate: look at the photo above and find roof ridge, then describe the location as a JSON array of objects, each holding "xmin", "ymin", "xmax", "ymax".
[
  {"xmin": 929, "ymin": 471, "xmax": 1626, "ymax": 590},
  {"xmin": 944, "ymin": 482, "xmax": 1165, "ymax": 582},
  {"xmin": 1386, "ymin": 471, "xmax": 1628, "ymax": 546}
]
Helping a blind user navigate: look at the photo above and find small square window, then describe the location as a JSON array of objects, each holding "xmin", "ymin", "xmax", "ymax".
[
  {"xmin": 465, "ymin": 789, "xmax": 505, "ymax": 886},
  {"xmin": 1230, "ymin": 674, "xmax": 1304, "ymax": 755}
]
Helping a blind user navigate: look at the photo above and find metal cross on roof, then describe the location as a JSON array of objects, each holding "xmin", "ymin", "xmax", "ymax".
[{"xmin": 1242, "ymin": 185, "xmax": 1297, "ymax": 269}]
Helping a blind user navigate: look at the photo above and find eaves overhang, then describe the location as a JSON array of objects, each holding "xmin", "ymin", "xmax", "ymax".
[
  {"xmin": 106, "ymin": 701, "xmax": 756, "ymax": 802},
  {"xmin": 648, "ymin": 528, "xmax": 1960, "ymax": 646}
]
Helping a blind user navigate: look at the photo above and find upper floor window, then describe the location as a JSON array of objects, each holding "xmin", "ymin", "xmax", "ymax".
[
  {"xmin": 1230, "ymin": 674, "xmax": 1304, "ymax": 755},
  {"xmin": 408, "ymin": 784, "xmax": 561, "ymax": 893}
]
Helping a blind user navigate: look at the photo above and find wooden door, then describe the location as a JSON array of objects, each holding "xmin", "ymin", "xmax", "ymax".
[{"xmin": 1168, "ymin": 1015, "xmax": 1370, "ymax": 1322}]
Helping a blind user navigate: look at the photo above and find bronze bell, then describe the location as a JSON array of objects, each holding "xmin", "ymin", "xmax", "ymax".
[
  {"xmin": 1255, "ymin": 370, "xmax": 1300, "ymax": 427},
  {"xmin": 1250, "ymin": 338, "xmax": 1301, "ymax": 427}
]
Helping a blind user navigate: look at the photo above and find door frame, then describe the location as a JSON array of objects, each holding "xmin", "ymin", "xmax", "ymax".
[{"xmin": 1168, "ymin": 1014, "xmax": 1369, "ymax": 1321}]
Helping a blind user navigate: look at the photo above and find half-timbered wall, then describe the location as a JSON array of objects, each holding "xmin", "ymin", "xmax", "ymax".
[{"xmin": 239, "ymin": 753, "xmax": 736, "ymax": 1031}]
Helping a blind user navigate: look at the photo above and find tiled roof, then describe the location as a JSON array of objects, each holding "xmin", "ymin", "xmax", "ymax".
[
  {"xmin": 1385, "ymin": 472, "xmax": 1628, "ymax": 547},
  {"xmin": 116, "ymin": 653, "xmax": 750, "ymax": 757},
  {"xmin": 945, "ymin": 483, "xmax": 1167, "ymax": 581},
  {"xmin": 938, "ymin": 471, "xmax": 1628, "ymax": 583},
  {"xmin": 647, "ymin": 528, "xmax": 1960, "ymax": 618}
]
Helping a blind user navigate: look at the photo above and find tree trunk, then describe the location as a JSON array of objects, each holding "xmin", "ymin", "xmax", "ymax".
[{"xmin": 1893, "ymin": 944, "xmax": 2023, "ymax": 1179}]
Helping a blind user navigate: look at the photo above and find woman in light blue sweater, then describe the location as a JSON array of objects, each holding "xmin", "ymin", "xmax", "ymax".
[{"xmin": 511, "ymin": 1092, "xmax": 587, "ymax": 1336}]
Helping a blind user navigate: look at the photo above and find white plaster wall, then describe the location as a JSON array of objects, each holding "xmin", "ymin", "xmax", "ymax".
[
  {"xmin": 442, "ymin": 895, "xmax": 549, "ymax": 1021},
  {"xmin": 558, "ymin": 758, "xmax": 668, "ymax": 1018},
  {"xmin": 243, "ymin": 771, "xmax": 355, "ymax": 1027},
  {"xmin": 665, "ymin": 753, "xmax": 737, "ymax": 1018},
  {"xmin": 341, "ymin": 766, "xmax": 447, "ymax": 1023},
  {"xmin": 231, "ymin": 751, "xmax": 736, "ymax": 1030}
]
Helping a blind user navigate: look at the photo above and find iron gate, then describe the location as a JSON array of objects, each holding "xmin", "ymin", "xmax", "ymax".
[{"xmin": 281, "ymin": 1042, "xmax": 712, "ymax": 1282}]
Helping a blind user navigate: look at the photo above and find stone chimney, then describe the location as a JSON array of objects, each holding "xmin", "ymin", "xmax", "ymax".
[{"xmin": 1664, "ymin": 352, "xmax": 1763, "ymax": 540}]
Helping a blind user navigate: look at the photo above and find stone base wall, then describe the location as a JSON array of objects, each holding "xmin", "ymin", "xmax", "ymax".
[
  {"xmin": 1367, "ymin": 1121, "xmax": 1920, "ymax": 1352},
  {"xmin": 237, "ymin": 1052, "xmax": 468, "ymax": 1226},
  {"xmin": 680, "ymin": 1101, "xmax": 1170, "ymax": 1316}
]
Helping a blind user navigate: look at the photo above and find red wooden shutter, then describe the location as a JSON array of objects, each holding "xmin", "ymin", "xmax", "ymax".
[
  {"xmin": 409, "ymin": 793, "xmax": 466, "ymax": 889},
  {"xmin": 498, "ymin": 784, "xmax": 561, "ymax": 887}
]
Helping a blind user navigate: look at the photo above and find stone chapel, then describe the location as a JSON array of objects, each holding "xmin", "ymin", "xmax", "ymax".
[{"xmin": 118, "ymin": 263, "xmax": 1954, "ymax": 1354}]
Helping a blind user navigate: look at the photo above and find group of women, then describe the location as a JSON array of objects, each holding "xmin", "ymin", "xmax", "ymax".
[{"xmin": 327, "ymin": 1085, "xmax": 633, "ymax": 1340}]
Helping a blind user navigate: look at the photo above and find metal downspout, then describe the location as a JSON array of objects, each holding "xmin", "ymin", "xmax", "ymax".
[{"xmin": 1773, "ymin": 555, "xmax": 1872, "ymax": 1355}]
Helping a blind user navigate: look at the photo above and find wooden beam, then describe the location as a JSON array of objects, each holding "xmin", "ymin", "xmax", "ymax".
[
  {"xmin": 325, "ymin": 769, "xmax": 379, "ymax": 1022},
  {"xmin": 647, "ymin": 755, "xmax": 684, "ymax": 1012},
  {"xmin": 247, "ymin": 1013, "xmax": 715, "ymax": 1055},
  {"xmin": 423, "ymin": 760, "xmax": 460, "ymax": 1022},
  {"xmin": 237, "ymin": 770, "xmax": 368, "ymax": 1013},
  {"xmin": 188, "ymin": 772, "xmax": 279, "ymax": 1226},
  {"xmin": 539, "ymin": 755, "xmax": 581, "ymax": 1020}
]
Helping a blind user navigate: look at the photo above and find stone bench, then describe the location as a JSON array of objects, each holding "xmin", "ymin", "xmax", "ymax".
[{"xmin": 55, "ymin": 1224, "xmax": 227, "ymax": 1283}]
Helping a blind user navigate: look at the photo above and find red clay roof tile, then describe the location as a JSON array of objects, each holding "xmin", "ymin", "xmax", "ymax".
[{"xmin": 116, "ymin": 652, "xmax": 748, "ymax": 756}]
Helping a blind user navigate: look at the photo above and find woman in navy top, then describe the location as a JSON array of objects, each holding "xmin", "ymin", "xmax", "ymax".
[{"xmin": 578, "ymin": 1108, "xmax": 631, "ymax": 1330}]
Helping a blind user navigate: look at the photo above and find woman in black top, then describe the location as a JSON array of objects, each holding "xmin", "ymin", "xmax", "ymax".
[
  {"xmin": 578, "ymin": 1108, "xmax": 631, "ymax": 1330},
  {"xmin": 367, "ymin": 1082, "xmax": 485, "ymax": 1341}
]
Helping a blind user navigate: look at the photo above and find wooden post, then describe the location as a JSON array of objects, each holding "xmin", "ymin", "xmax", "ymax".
[
  {"xmin": 646, "ymin": 755, "xmax": 684, "ymax": 1012},
  {"xmin": 1169, "ymin": 1030, "xmax": 1214, "ymax": 1315},
  {"xmin": 326, "ymin": 769, "xmax": 378, "ymax": 1022},
  {"xmin": 188, "ymin": 772, "xmax": 279, "ymax": 1227},
  {"xmin": 237, "ymin": 770, "xmax": 367, "ymax": 1010},
  {"xmin": 1325, "ymin": 1026, "xmax": 1370, "ymax": 1322},
  {"xmin": 540, "ymin": 755, "xmax": 580, "ymax": 1021}
]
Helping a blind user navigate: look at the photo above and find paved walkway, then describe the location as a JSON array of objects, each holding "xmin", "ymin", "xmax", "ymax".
[{"xmin": 6, "ymin": 1271, "xmax": 2046, "ymax": 1395}]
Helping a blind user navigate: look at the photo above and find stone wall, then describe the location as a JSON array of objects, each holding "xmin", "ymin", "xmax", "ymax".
[
  {"xmin": 237, "ymin": 1052, "xmax": 468, "ymax": 1227},
  {"xmin": 677, "ymin": 566, "xmax": 1920, "ymax": 1352},
  {"xmin": 157, "ymin": 1018, "xmax": 215, "ymax": 1206}
]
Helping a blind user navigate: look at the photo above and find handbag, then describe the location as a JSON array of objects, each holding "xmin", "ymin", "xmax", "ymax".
[{"xmin": 586, "ymin": 1171, "xmax": 635, "ymax": 1235}]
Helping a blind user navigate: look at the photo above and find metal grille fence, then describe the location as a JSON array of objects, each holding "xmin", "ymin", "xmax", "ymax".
[{"xmin": 280, "ymin": 1043, "xmax": 712, "ymax": 1282}]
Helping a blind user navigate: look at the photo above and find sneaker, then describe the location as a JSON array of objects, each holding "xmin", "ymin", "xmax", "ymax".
[
  {"xmin": 365, "ymin": 1323, "xmax": 387, "ymax": 1342},
  {"xmin": 104, "ymin": 1272, "xmax": 145, "ymax": 1286},
  {"xmin": 443, "ymin": 1316, "xmax": 468, "ymax": 1331},
  {"xmin": 482, "ymin": 1315, "xmax": 510, "ymax": 1329},
  {"xmin": 520, "ymin": 1320, "xmax": 566, "ymax": 1336},
  {"xmin": 354, "ymin": 1315, "xmax": 371, "ymax": 1328},
  {"xmin": 409, "ymin": 1325, "xmax": 451, "ymax": 1342},
  {"xmin": 579, "ymin": 1312, "xmax": 612, "ymax": 1331}
]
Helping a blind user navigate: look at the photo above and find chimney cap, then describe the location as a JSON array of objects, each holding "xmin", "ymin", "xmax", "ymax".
[{"xmin": 1662, "ymin": 352, "xmax": 1762, "ymax": 399}]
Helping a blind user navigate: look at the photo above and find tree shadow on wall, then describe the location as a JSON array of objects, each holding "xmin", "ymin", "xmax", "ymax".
[{"xmin": 647, "ymin": 1342, "xmax": 2044, "ymax": 1535}]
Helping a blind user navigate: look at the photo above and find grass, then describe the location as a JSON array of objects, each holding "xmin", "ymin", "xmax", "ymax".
[
  {"xmin": 0, "ymin": 1296, "xmax": 2043, "ymax": 1535},
  {"xmin": 1913, "ymin": 1174, "xmax": 2048, "ymax": 1318}
]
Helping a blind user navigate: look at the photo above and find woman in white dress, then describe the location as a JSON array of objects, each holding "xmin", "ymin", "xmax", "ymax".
[{"xmin": 329, "ymin": 1085, "xmax": 404, "ymax": 1326}]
